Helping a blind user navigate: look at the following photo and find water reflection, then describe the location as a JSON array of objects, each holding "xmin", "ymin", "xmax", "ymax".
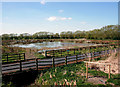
[{"xmin": 11, "ymin": 41, "xmax": 94, "ymax": 49}]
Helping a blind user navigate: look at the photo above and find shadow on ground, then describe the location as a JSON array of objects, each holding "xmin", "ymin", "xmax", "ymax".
[{"xmin": 2, "ymin": 69, "xmax": 41, "ymax": 87}]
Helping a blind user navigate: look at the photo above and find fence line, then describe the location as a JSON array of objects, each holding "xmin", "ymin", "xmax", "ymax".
[
  {"xmin": 2, "ymin": 53, "xmax": 25, "ymax": 63},
  {"xmin": 45, "ymin": 43, "xmax": 119, "ymax": 57},
  {"xmin": 2, "ymin": 48, "xmax": 118, "ymax": 74}
]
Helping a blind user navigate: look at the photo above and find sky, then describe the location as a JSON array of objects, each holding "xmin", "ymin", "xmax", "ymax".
[{"xmin": 1, "ymin": 2, "xmax": 118, "ymax": 35}]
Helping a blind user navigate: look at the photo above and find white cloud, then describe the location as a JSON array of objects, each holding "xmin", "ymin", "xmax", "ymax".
[
  {"xmin": 40, "ymin": 0, "xmax": 45, "ymax": 5},
  {"xmin": 61, "ymin": 17, "xmax": 67, "ymax": 20},
  {"xmin": 68, "ymin": 17, "xmax": 72, "ymax": 20},
  {"xmin": 80, "ymin": 22, "xmax": 87, "ymax": 25},
  {"xmin": 47, "ymin": 16, "xmax": 72, "ymax": 21},
  {"xmin": 58, "ymin": 10, "xmax": 64, "ymax": 13},
  {"xmin": 47, "ymin": 16, "xmax": 57, "ymax": 21}
]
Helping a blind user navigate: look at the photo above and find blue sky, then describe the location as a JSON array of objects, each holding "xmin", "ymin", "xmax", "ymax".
[{"xmin": 1, "ymin": 2, "xmax": 118, "ymax": 34}]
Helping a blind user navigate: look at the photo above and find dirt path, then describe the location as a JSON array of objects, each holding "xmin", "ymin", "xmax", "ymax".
[
  {"xmin": 87, "ymin": 77, "xmax": 107, "ymax": 85},
  {"xmin": 87, "ymin": 50, "xmax": 119, "ymax": 74}
]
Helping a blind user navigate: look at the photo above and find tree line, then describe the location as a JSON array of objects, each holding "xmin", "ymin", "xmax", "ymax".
[{"xmin": 1, "ymin": 25, "xmax": 120, "ymax": 40}]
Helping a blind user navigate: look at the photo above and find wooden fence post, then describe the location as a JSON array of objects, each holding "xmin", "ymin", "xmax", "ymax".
[
  {"xmin": 53, "ymin": 50, "xmax": 55, "ymax": 57},
  {"xmin": 6, "ymin": 54, "xmax": 8, "ymax": 62},
  {"xmin": 65, "ymin": 56, "xmax": 67, "ymax": 65},
  {"xmin": 24, "ymin": 53, "xmax": 25, "ymax": 60},
  {"xmin": 74, "ymin": 49, "xmax": 75, "ymax": 54},
  {"xmin": 93, "ymin": 47, "xmax": 95, "ymax": 58},
  {"xmin": 76, "ymin": 55, "xmax": 78, "ymax": 63},
  {"xmin": 86, "ymin": 62, "xmax": 88, "ymax": 79},
  {"xmin": 52, "ymin": 57, "xmax": 55, "ymax": 67},
  {"xmin": 108, "ymin": 64, "xmax": 111, "ymax": 79},
  {"xmin": 105, "ymin": 46, "xmax": 107, "ymax": 58},
  {"xmin": 91, "ymin": 51, "xmax": 93, "ymax": 61},
  {"xmin": 79, "ymin": 48, "xmax": 81, "ymax": 54},
  {"xmin": 89, "ymin": 47, "xmax": 91, "ymax": 62},
  {"xmin": 45, "ymin": 51, "xmax": 47, "ymax": 57},
  {"xmin": 20, "ymin": 61, "xmax": 22, "ymax": 72},
  {"xmin": 61, "ymin": 50, "xmax": 62, "ymax": 57},
  {"xmin": 36, "ymin": 58, "xmax": 38, "ymax": 71}
]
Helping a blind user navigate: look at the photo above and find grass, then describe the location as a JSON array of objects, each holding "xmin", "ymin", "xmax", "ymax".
[
  {"xmin": 32, "ymin": 61, "xmax": 119, "ymax": 86},
  {"xmin": 107, "ymin": 74, "xmax": 120, "ymax": 86},
  {"xmin": 34, "ymin": 62, "xmax": 87, "ymax": 86},
  {"xmin": 88, "ymin": 69, "xmax": 108, "ymax": 78}
]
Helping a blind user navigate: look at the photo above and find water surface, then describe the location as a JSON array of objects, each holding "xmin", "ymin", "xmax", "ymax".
[{"xmin": 11, "ymin": 41, "xmax": 94, "ymax": 49}]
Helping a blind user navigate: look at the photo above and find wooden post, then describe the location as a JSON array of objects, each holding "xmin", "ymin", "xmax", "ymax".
[
  {"xmin": 77, "ymin": 48, "xmax": 78, "ymax": 54},
  {"xmin": 91, "ymin": 49, "xmax": 93, "ymax": 61},
  {"xmin": 86, "ymin": 62, "xmax": 88, "ymax": 79},
  {"xmin": 45, "ymin": 51, "xmax": 47, "ymax": 57},
  {"xmin": 61, "ymin": 50, "xmax": 62, "ymax": 57},
  {"xmin": 93, "ymin": 47, "xmax": 95, "ymax": 57},
  {"xmin": 74, "ymin": 49, "xmax": 75, "ymax": 54},
  {"xmin": 6, "ymin": 54, "xmax": 8, "ymax": 62},
  {"xmin": 53, "ymin": 50, "xmax": 55, "ymax": 57},
  {"xmin": 105, "ymin": 46, "xmax": 107, "ymax": 58},
  {"xmin": 20, "ymin": 61, "xmax": 22, "ymax": 71},
  {"xmin": 79, "ymin": 48, "xmax": 81, "ymax": 54},
  {"xmin": 52, "ymin": 57, "xmax": 55, "ymax": 67},
  {"xmin": 36, "ymin": 58, "xmax": 38, "ymax": 71},
  {"xmin": 89, "ymin": 47, "xmax": 91, "ymax": 62},
  {"xmin": 24, "ymin": 53, "xmax": 25, "ymax": 60},
  {"xmin": 76, "ymin": 55, "xmax": 78, "ymax": 63},
  {"xmin": 99, "ymin": 46, "xmax": 101, "ymax": 58},
  {"xmin": 108, "ymin": 64, "xmax": 111, "ymax": 79},
  {"xmin": 65, "ymin": 56, "xmax": 67, "ymax": 65}
]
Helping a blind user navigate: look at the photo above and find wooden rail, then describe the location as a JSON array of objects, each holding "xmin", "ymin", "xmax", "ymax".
[
  {"xmin": 45, "ymin": 43, "xmax": 119, "ymax": 57},
  {"xmin": 2, "ymin": 53, "xmax": 25, "ymax": 63},
  {"xmin": 2, "ymin": 48, "xmax": 118, "ymax": 75}
]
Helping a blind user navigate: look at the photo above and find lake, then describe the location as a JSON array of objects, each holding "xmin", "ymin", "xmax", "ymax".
[{"xmin": 10, "ymin": 41, "xmax": 95, "ymax": 49}]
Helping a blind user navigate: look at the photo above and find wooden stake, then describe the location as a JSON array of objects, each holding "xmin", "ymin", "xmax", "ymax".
[
  {"xmin": 52, "ymin": 57, "xmax": 55, "ymax": 67},
  {"xmin": 108, "ymin": 64, "xmax": 111, "ymax": 79},
  {"xmin": 7, "ymin": 54, "xmax": 8, "ymax": 62},
  {"xmin": 86, "ymin": 62, "xmax": 88, "ymax": 79},
  {"xmin": 65, "ymin": 56, "xmax": 67, "ymax": 65},
  {"xmin": 20, "ymin": 61, "xmax": 22, "ymax": 71},
  {"xmin": 36, "ymin": 58, "xmax": 38, "ymax": 71},
  {"xmin": 61, "ymin": 50, "xmax": 62, "ymax": 57},
  {"xmin": 76, "ymin": 55, "xmax": 78, "ymax": 63},
  {"xmin": 24, "ymin": 53, "xmax": 25, "ymax": 60}
]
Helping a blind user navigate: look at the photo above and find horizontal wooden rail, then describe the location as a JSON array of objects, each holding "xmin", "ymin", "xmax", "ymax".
[{"xmin": 2, "ymin": 48, "xmax": 117, "ymax": 75}]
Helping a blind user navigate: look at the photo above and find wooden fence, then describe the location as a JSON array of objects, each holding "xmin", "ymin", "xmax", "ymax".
[
  {"xmin": 45, "ymin": 43, "xmax": 119, "ymax": 57},
  {"xmin": 2, "ymin": 53, "xmax": 25, "ymax": 63},
  {"xmin": 2, "ymin": 48, "xmax": 118, "ymax": 74}
]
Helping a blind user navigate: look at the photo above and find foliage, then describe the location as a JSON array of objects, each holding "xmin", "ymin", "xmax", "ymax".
[
  {"xmin": 35, "ymin": 62, "xmax": 87, "ymax": 86},
  {"xmin": 1, "ymin": 25, "xmax": 120, "ymax": 40}
]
